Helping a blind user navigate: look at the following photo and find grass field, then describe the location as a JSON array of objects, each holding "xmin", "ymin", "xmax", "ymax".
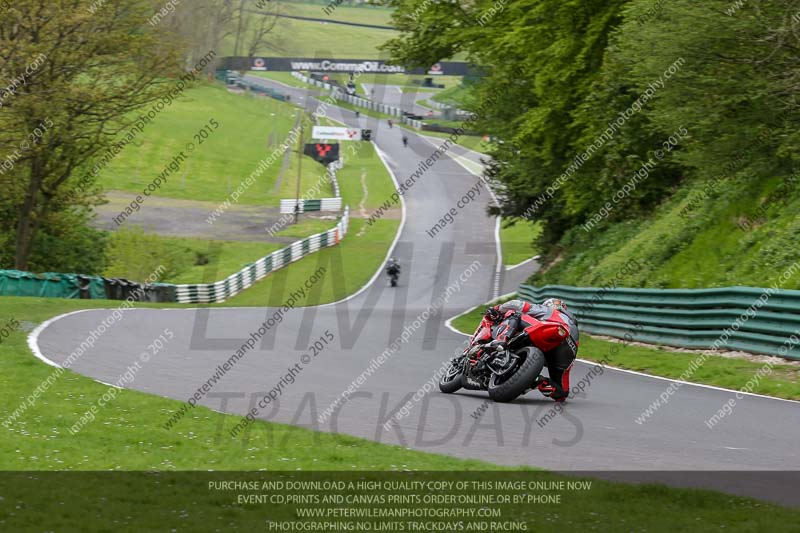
[
  {"xmin": 2, "ymin": 296, "xmax": 800, "ymax": 529},
  {"xmin": 97, "ymin": 84, "xmax": 312, "ymax": 206},
  {"xmin": 450, "ymin": 299, "xmax": 800, "ymax": 401},
  {"xmin": 500, "ymin": 218, "xmax": 541, "ymax": 266},
  {"xmin": 287, "ymin": 1, "xmax": 395, "ymax": 26},
  {"xmin": 431, "ymin": 82, "xmax": 473, "ymax": 106},
  {"xmin": 224, "ymin": 10, "xmax": 397, "ymax": 59},
  {"xmin": 153, "ymin": 224, "xmax": 353, "ymax": 285},
  {"xmin": 94, "ymin": 80, "xmax": 400, "ymax": 292},
  {"xmin": 222, "ymin": 218, "xmax": 399, "ymax": 307}
]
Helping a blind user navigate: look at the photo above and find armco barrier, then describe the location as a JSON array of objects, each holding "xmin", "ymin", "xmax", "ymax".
[
  {"xmin": 174, "ymin": 207, "xmax": 349, "ymax": 304},
  {"xmin": 518, "ymin": 284, "xmax": 800, "ymax": 360}
]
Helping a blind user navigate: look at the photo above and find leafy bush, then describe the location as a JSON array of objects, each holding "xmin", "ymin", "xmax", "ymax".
[{"xmin": 103, "ymin": 225, "xmax": 192, "ymax": 282}]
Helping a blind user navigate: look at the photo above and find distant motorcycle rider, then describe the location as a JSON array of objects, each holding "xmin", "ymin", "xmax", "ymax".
[
  {"xmin": 386, "ymin": 258, "xmax": 401, "ymax": 287},
  {"xmin": 484, "ymin": 298, "xmax": 578, "ymax": 402}
]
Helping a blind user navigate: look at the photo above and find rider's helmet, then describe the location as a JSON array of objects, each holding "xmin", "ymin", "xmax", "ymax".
[{"xmin": 542, "ymin": 298, "xmax": 568, "ymax": 312}]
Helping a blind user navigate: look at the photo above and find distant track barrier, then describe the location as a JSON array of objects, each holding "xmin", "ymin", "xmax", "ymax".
[
  {"xmin": 280, "ymin": 197, "xmax": 342, "ymax": 213},
  {"xmin": 174, "ymin": 207, "xmax": 349, "ymax": 304},
  {"xmin": 518, "ymin": 284, "xmax": 800, "ymax": 360},
  {"xmin": 1, "ymin": 209, "xmax": 349, "ymax": 304},
  {"xmin": 291, "ymin": 72, "xmax": 425, "ymax": 129}
]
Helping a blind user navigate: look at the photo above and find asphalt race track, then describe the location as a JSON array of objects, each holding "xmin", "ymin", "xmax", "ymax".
[{"xmin": 34, "ymin": 79, "xmax": 800, "ymax": 507}]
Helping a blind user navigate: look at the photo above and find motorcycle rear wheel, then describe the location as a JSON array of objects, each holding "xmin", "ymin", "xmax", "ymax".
[{"xmin": 487, "ymin": 347, "xmax": 545, "ymax": 403}]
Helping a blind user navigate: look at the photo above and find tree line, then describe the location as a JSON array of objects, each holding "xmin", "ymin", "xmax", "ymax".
[
  {"xmin": 382, "ymin": 0, "xmax": 800, "ymax": 250},
  {"xmin": 0, "ymin": 0, "xmax": 283, "ymax": 272}
]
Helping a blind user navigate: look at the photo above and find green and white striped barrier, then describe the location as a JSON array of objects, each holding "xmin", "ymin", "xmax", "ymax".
[
  {"xmin": 174, "ymin": 207, "xmax": 350, "ymax": 304},
  {"xmin": 280, "ymin": 198, "xmax": 343, "ymax": 214}
]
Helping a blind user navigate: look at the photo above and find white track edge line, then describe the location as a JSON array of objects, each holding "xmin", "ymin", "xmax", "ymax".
[
  {"xmin": 507, "ymin": 255, "xmax": 540, "ymax": 271},
  {"xmin": 442, "ymin": 304, "xmax": 800, "ymax": 405},
  {"xmin": 28, "ymin": 127, "xmax": 407, "ymax": 367}
]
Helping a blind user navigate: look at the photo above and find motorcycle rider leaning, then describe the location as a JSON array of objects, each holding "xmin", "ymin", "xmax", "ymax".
[{"xmin": 484, "ymin": 298, "xmax": 578, "ymax": 402}]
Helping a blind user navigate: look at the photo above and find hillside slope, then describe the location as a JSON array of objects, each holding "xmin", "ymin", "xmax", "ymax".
[{"xmin": 530, "ymin": 174, "xmax": 800, "ymax": 290}]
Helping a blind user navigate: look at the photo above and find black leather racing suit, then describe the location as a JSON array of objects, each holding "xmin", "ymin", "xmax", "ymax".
[{"xmin": 491, "ymin": 299, "xmax": 579, "ymax": 400}]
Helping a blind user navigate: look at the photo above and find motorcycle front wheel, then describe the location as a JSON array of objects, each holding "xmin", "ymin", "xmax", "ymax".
[
  {"xmin": 487, "ymin": 347, "xmax": 545, "ymax": 403},
  {"xmin": 439, "ymin": 358, "xmax": 464, "ymax": 393}
]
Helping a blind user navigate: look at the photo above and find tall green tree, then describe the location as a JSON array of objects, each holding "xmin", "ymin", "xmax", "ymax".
[
  {"xmin": 382, "ymin": 0, "xmax": 632, "ymax": 245},
  {"xmin": 609, "ymin": 0, "xmax": 799, "ymax": 182},
  {"xmin": 0, "ymin": 0, "xmax": 183, "ymax": 270}
]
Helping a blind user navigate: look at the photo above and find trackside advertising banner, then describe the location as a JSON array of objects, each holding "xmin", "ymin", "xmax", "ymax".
[
  {"xmin": 220, "ymin": 57, "xmax": 475, "ymax": 76},
  {"xmin": 312, "ymin": 126, "xmax": 363, "ymax": 141}
]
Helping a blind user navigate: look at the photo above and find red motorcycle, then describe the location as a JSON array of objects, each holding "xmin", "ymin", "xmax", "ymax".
[{"xmin": 439, "ymin": 309, "xmax": 571, "ymax": 402}]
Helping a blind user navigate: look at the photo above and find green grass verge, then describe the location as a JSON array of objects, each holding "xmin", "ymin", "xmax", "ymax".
[
  {"xmin": 221, "ymin": 218, "xmax": 399, "ymax": 307},
  {"xmin": 0, "ymin": 296, "xmax": 487, "ymax": 472},
  {"xmin": 501, "ymin": 218, "xmax": 541, "ymax": 266},
  {"xmin": 152, "ymin": 221, "xmax": 347, "ymax": 285},
  {"xmin": 450, "ymin": 298, "xmax": 800, "ymax": 401},
  {"xmin": 152, "ymin": 236, "xmax": 284, "ymax": 284},
  {"xmin": 431, "ymin": 82, "xmax": 472, "ymax": 106},
  {"xmin": 2, "ymin": 297, "xmax": 800, "ymax": 529}
]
